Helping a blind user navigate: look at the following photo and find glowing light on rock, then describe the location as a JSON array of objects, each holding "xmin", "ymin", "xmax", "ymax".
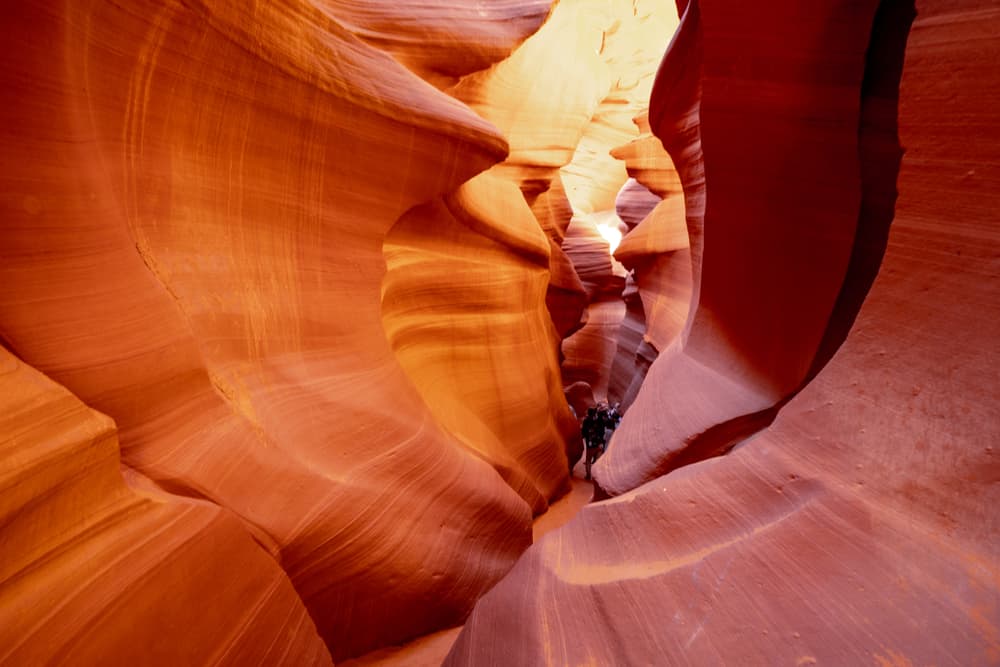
[{"xmin": 597, "ymin": 223, "xmax": 622, "ymax": 254}]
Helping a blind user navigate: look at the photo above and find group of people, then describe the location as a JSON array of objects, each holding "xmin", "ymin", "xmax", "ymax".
[{"xmin": 580, "ymin": 402, "xmax": 621, "ymax": 480}]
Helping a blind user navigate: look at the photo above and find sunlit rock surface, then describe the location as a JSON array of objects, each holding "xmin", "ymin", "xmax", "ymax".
[
  {"xmin": 0, "ymin": 348, "xmax": 332, "ymax": 666},
  {"xmin": 382, "ymin": 171, "xmax": 569, "ymax": 513},
  {"xmin": 555, "ymin": 1, "xmax": 680, "ymax": 405},
  {"xmin": 326, "ymin": 0, "xmax": 552, "ymax": 88},
  {"xmin": 560, "ymin": 214, "xmax": 628, "ymax": 401},
  {"xmin": 606, "ymin": 115, "xmax": 693, "ymax": 407},
  {"xmin": 448, "ymin": 0, "xmax": 1000, "ymax": 664},
  {"xmin": 382, "ymin": 0, "xmax": 640, "ymax": 509}
]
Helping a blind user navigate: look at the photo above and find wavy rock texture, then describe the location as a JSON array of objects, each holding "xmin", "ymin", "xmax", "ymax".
[
  {"xmin": 613, "ymin": 115, "xmax": 692, "ymax": 354},
  {"xmin": 555, "ymin": 1, "xmax": 680, "ymax": 406},
  {"xmin": 381, "ymin": 172, "xmax": 570, "ymax": 513},
  {"xmin": 381, "ymin": 0, "xmax": 679, "ymax": 499},
  {"xmin": 0, "ymin": 0, "xmax": 551, "ymax": 661},
  {"xmin": 607, "ymin": 181, "xmax": 659, "ymax": 409},
  {"xmin": 559, "ymin": 213, "xmax": 628, "ymax": 401},
  {"xmin": 615, "ymin": 178, "xmax": 663, "ymax": 230},
  {"xmin": 598, "ymin": 0, "xmax": 886, "ymax": 492},
  {"xmin": 606, "ymin": 273, "xmax": 649, "ymax": 408},
  {"xmin": 533, "ymin": 176, "xmax": 589, "ymax": 340},
  {"xmin": 0, "ymin": 348, "xmax": 331, "ymax": 666},
  {"xmin": 448, "ymin": 0, "xmax": 1000, "ymax": 664},
  {"xmin": 5, "ymin": 0, "xmax": 997, "ymax": 663},
  {"xmin": 322, "ymin": 0, "xmax": 552, "ymax": 88},
  {"xmin": 380, "ymin": 0, "xmax": 641, "ymax": 511},
  {"xmin": 606, "ymin": 117, "xmax": 693, "ymax": 408},
  {"xmin": 558, "ymin": 2, "xmax": 678, "ymax": 216}
]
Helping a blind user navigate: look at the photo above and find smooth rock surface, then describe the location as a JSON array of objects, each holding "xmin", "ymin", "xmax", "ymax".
[
  {"xmin": 0, "ymin": 348, "xmax": 332, "ymax": 666},
  {"xmin": 0, "ymin": 0, "xmax": 540, "ymax": 661},
  {"xmin": 599, "ymin": 0, "xmax": 887, "ymax": 492}
]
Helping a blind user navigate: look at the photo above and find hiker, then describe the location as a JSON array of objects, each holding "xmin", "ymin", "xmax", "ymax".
[
  {"xmin": 581, "ymin": 407, "xmax": 604, "ymax": 480},
  {"xmin": 608, "ymin": 403, "xmax": 621, "ymax": 428},
  {"xmin": 604, "ymin": 403, "xmax": 621, "ymax": 446}
]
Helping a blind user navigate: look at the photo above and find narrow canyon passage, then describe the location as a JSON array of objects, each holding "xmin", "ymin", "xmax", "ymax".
[{"xmin": 1, "ymin": 1, "xmax": 998, "ymax": 666}]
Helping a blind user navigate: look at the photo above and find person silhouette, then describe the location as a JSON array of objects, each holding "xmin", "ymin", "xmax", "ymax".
[{"xmin": 582, "ymin": 406, "xmax": 605, "ymax": 480}]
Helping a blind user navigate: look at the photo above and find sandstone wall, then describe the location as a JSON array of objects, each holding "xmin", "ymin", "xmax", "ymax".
[{"xmin": 0, "ymin": 0, "xmax": 552, "ymax": 661}]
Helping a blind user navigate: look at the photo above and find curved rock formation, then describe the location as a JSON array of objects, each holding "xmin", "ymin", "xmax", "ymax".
[
  {"xmin": 0, "ymin": 0, "xmax": 541, "ymax": 661},
  {"xmin": 555, "ymin": 1, "xmax": 680, "ymax": 406},
  {"xmin": 612, "ymin": 116, "xmax": 692, "ymax": 354},
  {"xmin": 0, "ymin": 347, "xmax": 332, "ymax": 665},
  {"xmin": 607, "ymin": 115, "xmax": 693, "ymax": 408},
  {"xmin": 324, "ymin": 0, "xmax": 552, "ymax": 87},
  {"xmin": 615, "ymin": 178, "xmax": 663, "ymax": 230},
  {"xmin": 559, "ymin": 214, "xmax": 628, "ymax": 401},
  {"xmin": 598, "ymin": 0, "xmax": 889, "ymax": 492},
  {"xmin": 378, "ymin": 0, "xmax": 634, "ymax": 510},
  {"xmin": 381, "ymin": 172, "xmax": 569, "ymax": 512},
  {"xmin": 381, "ymin": 0, "xmax": 678, "ymax": 499},
  {"xmin": 448, "ymin": 0, "xmax": 1000, "ymax": 663},
  {"xmin": 533, "ymin": 176, "xmax": 590, "ymax": 340}
]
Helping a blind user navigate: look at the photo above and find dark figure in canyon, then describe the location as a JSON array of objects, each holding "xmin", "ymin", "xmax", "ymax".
[
  {"xmin": 582, "ymin": 407, "xmax": 606, "ymax": 481},
  {"xmin": 608, "ymin": 403, "xmax": 621, "ymax": 427}
]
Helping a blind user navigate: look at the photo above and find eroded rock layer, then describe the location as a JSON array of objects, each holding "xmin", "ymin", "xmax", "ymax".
[
  {"xmin": 0, "ymin": 348, "xmax": 332, "ymax": 666},
  {"xmin": 381, "ymin": 172, "xmax": 569, "ymax": 513},
  {"xmin": 599, "ymin": 0, "xmax": 887, "ymax": 492},
  {"xmin": 555, "ymin": 1, "xmax": 680, "ymax": 407},
  {"xmin": 607, "ymin": 116, "xmax": 692, "ymax": 408},
  {"xmin": 0, "ymin": 0, "xmax": 550, "ymax": 661},
  {"xmin": 448, "ymin": 0, "xmax": 1000, "ymax": 664}
]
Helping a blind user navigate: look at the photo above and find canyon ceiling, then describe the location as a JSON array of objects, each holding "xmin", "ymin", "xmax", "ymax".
[{"xmin": 1, "ymin": 0, "xmax": 998, "ymax": 665}]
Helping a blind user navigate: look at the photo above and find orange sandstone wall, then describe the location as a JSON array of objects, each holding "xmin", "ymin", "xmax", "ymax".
[
  {"xmin": 607, "ymin": 114, "xmax": 692, "ymax": 409},
  {"xmin": 448, "ymin": 0, "xmax": 1000, "ymax": 664},
  {"xmin": 382, "ymin": 0, "xmax": 680, "ymax": 492},
  {"xmin": 380, "ymin": 0, "xmax": 617, "ymax": 509},
  {"xmin": 0, "ymin": 347, "xmax": 332, "ymax": 665},
  {"xmin": 0, "ymin": 0, "xmax": 555, "ymax": 661}
]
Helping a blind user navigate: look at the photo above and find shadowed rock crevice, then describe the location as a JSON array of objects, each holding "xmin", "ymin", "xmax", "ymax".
[{"xmin": 808, "ymin": 0, "xmax": 918, "ymax": 379}]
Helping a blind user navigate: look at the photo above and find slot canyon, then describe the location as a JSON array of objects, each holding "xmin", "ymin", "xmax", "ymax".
[{"xmin": 1, "ymin": 0, "xmax": 998, "ymax": 664}]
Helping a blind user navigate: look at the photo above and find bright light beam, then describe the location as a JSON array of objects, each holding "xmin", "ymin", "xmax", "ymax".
[{"xmin": 597, "ymin": 223, "xmax": 622, "ymax": 254}]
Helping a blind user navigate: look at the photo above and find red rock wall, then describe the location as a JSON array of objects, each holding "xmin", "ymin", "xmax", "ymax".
[
  {"xmin": 447, "ymin": 0, "xmax": 1000, "ymax": 663},
  {"xmin": 599, "ymin": 0, "xmax": 888, "ymax": 492},
  {"xmin": 5, "ymin": 0, "xmax": 996, "ymax": 662}
]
